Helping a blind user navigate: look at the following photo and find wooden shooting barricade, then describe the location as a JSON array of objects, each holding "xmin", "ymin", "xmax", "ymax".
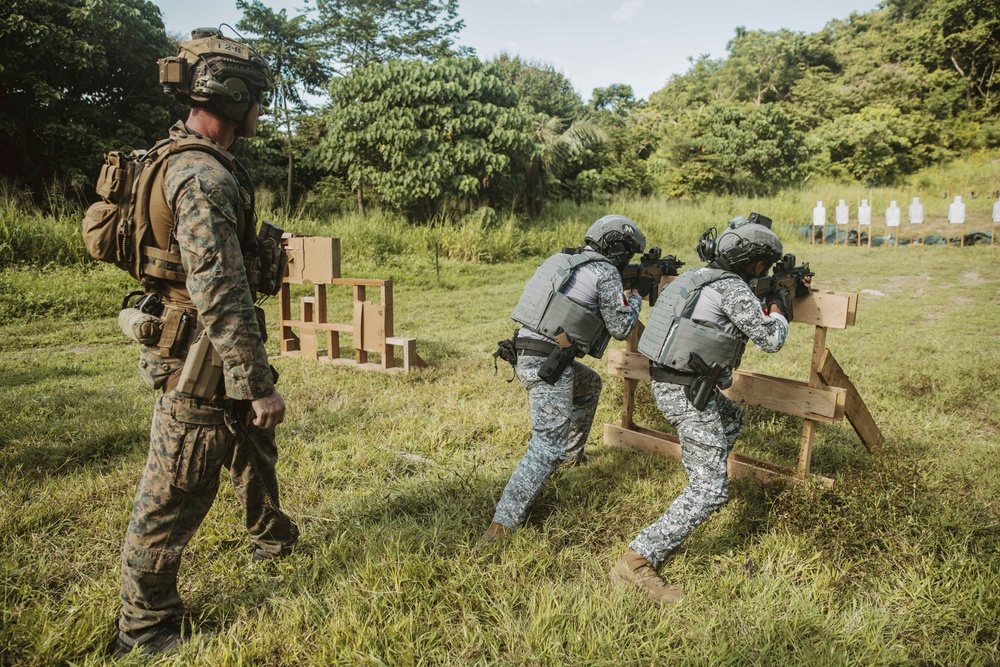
[
  {"xmin": 278, "ymin": 235, "xmax": 427, "ymax": 373},
  {"xmin": 604, "ymin": 289, "xmax": 883, "ymax": 488}
]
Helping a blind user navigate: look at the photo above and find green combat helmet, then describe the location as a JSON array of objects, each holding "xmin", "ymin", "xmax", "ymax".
[
  {"xmin": 158, "ymin": 28, "xmax": 274, "ymax": 123},
  {"xmin": 584, "ymin": 214, "xmax": 647, "ymax": 267},
  {"xmin": 697, "ymin": 214, "xmax": 783, "ymax": 276}
]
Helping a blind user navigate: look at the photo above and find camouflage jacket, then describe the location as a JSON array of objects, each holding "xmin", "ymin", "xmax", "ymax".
[
  {"xmin": 161, "ymin": 122, "xmax": 273, "ymax": 401},
  {"xmin": 694, "ymin": 276, "xmax": 788, "ymax": 353}
]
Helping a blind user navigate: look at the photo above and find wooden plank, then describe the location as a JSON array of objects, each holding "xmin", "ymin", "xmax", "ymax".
[
  {"xmin": 361, "ymin": 302, "xmax": 386, "ymax": 352},
  {"xmin": 608, "ymin": 347, "xmax": 651, "ymax": 381},
  {"xmin": 282, "ymin": 321, "xmax": 353, "ymax": 333},
  {"xmin": 381, "ymin": 281, "xmax": 394, "ymax": 370},
  {"xmin": 622, "ymin": 323, "xmax": 642, "ymax": 428},
  {"xmin": 300, "ymin": 297, "xmax": 318, "ymax": 360},
  {"xmin": 353, "ymin": 299, "xmax": 367, "ymax": 364},
  {"xmin": 386, "ymin": 336, "xmax": 428, "ymax": 370},
  {"xmin": 330, "ymin": 278, "xmax": 390, "ymax": 287},
  {"xmin": 608, "ymin": 349, "xmax": 847, "ymax": 423},
  {"xmin": 817, "ymin": 349, "xmax": 884, "ymax": 452},
  {"xmin": 725, "ymin": 370, "xmax": 846, "ymax": 423},
  {"xmin": 278, "ymin": 283, "xmax": 298, "ymax": 352},
  {"xmin": 604, "ymin": 423, "xmax": 834, "ymax": 489},
  {"xmin": 797, "ymin": 326, "xmax": 828, "ymax": 477},
  {"xmin": 792, "ymin": 291, "xmax": 856, "ymax": 330}
]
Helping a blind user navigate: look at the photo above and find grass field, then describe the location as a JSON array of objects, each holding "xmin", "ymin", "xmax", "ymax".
[{"xmin": 1, "ymin": 190, "xmax": 999, "ymax": 665}]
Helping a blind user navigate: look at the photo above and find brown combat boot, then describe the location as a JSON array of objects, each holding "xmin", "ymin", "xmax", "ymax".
[
  {"xmin": 610, "ymin": 549, "xmax": 685, "ymax": 604},
  {"xmin": 478, "ymin": 521, "xmax": 512, "ymax": 545}
]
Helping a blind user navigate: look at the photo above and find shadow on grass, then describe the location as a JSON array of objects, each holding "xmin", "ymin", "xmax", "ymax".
[
  {"xmin": 0, "ymin": 425, "xmax": 147, "ymax": 482},
  {"xmin": 0, "ymin": 364, "xmax": 97, "ymax": 389}
]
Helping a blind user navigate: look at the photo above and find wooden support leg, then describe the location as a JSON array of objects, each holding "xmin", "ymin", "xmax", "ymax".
[
  {"xmin": 300, "ymin": 297, "xmax": 318, "ymax": 360},
  {"xmin": 621, "ymin": 324, "xmax": 642, "ymax": 429},
  {"xmin": 279, "ymin": 283, "xmax": 299, "ymax": 352},
  {"xmin": 381, "ymin": 281, "xmax": 394, "ymax": 370},
  {"xmin": 798, "ymin": 325, "xmax": 828, "ymax": 478},
  {"xmin": 353, "ymin": 285, "xmax": 367, "ymax": 365}
]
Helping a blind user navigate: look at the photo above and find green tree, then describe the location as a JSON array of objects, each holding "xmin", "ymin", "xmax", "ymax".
[
  {"xmin": 319, "ymin": 58, "xmax": 538, "ymax": 220},
  {"xmin": 813, "ymin": 104, "xmax": 938, "ymax": 184},
  {"xmin": 0, "ymin": 0, "xmax": 181, "ymax": 194},
  {"xmin": 489, "ymin": 53, "xmax": 583, "ymax": 120},
  {"xmin": 237, "ymin": 0, "xmax": 329, "ymax": 209},
  {"xmin": 650, "ymin": 103, "xmax": 808, "ymax": 196},
  {"xmin": 719, "ymin": 27, "xmax": 804, "ymax": 105},
  {"xmin": 314, "ymin": 0, "xmax": 470, "ymax": 73}
]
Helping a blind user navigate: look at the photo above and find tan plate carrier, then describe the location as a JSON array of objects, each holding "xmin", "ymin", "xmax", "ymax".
[
  {"xmin": 605, "ymin": 288, "xmax": 883, "ymax": 488},
  {"xmin": 277, "ymin": 235, "xmax": 427, "ymax": 373}
]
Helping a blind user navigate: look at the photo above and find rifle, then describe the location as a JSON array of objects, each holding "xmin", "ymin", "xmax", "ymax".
[
  {"xmin": 749, "ymin": 253, "xmax": 814, "ymax": 300},
  {"xmin": 619, "ymin": 247, "xmax": 685, "ymax": 305}
]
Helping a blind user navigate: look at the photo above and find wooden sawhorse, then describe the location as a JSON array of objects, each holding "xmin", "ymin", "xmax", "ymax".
[{"xmin": 605, "ymin": 290, "xmax": 883, "ymax": 488}]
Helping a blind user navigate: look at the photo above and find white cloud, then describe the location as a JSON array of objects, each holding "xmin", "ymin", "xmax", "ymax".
[{"xmin": 612, "ymin": 0, "xmax": 645, "ymax": 21}]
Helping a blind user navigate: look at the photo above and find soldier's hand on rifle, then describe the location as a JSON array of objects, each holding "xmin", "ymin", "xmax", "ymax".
[
  {"xmin": 631, "ymin": 276, "xmax": 655, "ymax": 297},
  {"xmin": 251, "ymin": 389, "xmax": 286, "ymax": 429},
  {"xmin": 767, "ymin": 288, "xmax": 794, "ymax": 321},
  {"xmin": 796, "ymin": 274, "xmax": 813, "ymax": 297}
]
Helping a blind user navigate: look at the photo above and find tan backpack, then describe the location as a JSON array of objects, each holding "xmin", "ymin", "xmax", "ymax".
[{"xmin": 81, "ymin": 135, "xmax": 236, "ymax": 281}]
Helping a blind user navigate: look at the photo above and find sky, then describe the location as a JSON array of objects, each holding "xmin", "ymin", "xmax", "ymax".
[{"xmin": 160, "ymin": 0, "xmax": 884, "ymax": 102}]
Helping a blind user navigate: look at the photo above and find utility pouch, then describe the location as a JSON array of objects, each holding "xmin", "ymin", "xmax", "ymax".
[
  {"xmin": 118, "ymin": 291, "xmax": 164, "ymax": 346},
  {"xmin": 537, "ymin": 346, "xmax": 575, "ymax": 385},
  {"xmin": 256, "ymin": 220, "xmax": 287, "ymax": 296},
  {"xmin": 119, "ymin": 308, "xmax": 163, "ymax": 345},
  {"xmin": 176, "ymin": 328, "xmax": 224, "ymax": 400}
]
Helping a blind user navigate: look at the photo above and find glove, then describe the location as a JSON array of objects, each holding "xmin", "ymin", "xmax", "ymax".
[
  {"xmin": 631, "ymin": 276, "xmax": 655, "ymax": 297},
  {"xmin": 767, "ymin": 288, "xmax": 793, "ymax": 321}
]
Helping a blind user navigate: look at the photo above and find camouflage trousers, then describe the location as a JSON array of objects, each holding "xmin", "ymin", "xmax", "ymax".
[
  {"xmin": 630, "ymin": 381, "xmax": 743, "ymax": 568},
  {"xmin": 491, "ymin": 354, "xmax": 602, "ymax": 528},
  {"xmin": 119, "ymin": 391, "xmax": 299, "ymax": 634}
]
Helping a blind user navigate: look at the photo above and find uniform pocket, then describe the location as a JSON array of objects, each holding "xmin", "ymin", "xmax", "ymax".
[{"xmin": 154, "ymin": 392, "xmax": 229, "ymax": 493}]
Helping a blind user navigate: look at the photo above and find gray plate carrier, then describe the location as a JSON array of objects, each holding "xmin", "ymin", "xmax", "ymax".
[
  {"xmin": 511, "ymin": 251, "xmax": 611, "ymax": 358},
  {"xmin": 638, "ymin": 268, "xmax": 745, "ymax": 372}
]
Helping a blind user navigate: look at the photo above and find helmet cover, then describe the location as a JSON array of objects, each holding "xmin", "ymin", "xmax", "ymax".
[
  {"xmin": 159, "ymin": 28, "xmax": 273, "ymax": 122},
  {"xmin": 584, "ymin": 214, "xmax": 646, "ymax": 266},
  {"xmin": 714, "ymin": 218, "xmax": 783, "ymax": 272}
]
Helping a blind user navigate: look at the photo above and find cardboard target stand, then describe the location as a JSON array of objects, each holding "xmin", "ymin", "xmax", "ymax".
[
  {"xmin": 277, "ymin": 235, "xmax": 426, "ymax": 373},
  {"xmin": 604, "ymin": 288, "xmax": 883, "ymax": 488}
]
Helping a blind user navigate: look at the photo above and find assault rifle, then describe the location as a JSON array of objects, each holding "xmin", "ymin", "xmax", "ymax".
[
  {"xmin": 749, "ymin": 253, "xmax": 814, "ymax": 320},
  {"xmin": 619, "ymin": 247, "xmax": 685, "ymax": 305}
]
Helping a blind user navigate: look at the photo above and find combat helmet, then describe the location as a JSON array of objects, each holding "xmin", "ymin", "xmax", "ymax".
[
  {"xmin": 584, "ymin": 214, "xmax": 646, "ymax": 266},
  {"xmin": 697, "ymin": 214, "xmax": 783, "ymax": 275},
  {"xmin": 158, "ymin": 28, "xmax": 273, "ymax": 124}
]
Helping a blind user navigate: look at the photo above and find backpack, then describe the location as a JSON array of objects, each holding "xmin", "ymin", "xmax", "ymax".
[{"xmin": 81, "ymin": 134, "xmax": 236, "ymax": 282}]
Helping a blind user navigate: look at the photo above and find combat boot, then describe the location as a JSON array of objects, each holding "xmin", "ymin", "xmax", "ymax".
[
  {"xmin": 478, "ymin": 521, "xmax": 511, "ymax": 545},
  {"xmin": 609, "ymin": 549, "xmax": 685, "ymax": 604}
]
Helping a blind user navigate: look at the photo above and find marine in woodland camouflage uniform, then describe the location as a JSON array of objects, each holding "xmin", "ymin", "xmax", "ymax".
[
  {"xmin": 115, "ymin": 30, "xmax": 296, "ymax": 656},
  {"xmin": 490, "ymin": 246, "xmax": 644, "ymax": 531},
  {"xmin": 629, "ymin": 274, "xmax": 787, "ymax": 567}
]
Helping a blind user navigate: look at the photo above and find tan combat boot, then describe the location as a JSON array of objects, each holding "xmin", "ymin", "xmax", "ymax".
[
  {"xmin": 610, "ymin": 549, "xmax": 685, "ymax": 604},
  {"xmin": 478, "ymin": 521, "xmax": 511, "ymax": 545}
]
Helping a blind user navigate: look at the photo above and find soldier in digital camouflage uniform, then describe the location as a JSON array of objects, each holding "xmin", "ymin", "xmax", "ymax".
[
  {"xmin": 113, "ymin": 29, "xmax": 297, "ymax": 657},
  {"xmin": 610, "ymin": 215, "xmax": 808, "ymax": 604},
  {"xmin": 482, "ymin": 216, "xmax": 650, "ymax": 542}
]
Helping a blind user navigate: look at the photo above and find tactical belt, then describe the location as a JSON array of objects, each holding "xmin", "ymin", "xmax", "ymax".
[
  {"xmin": 514, "ymin": 336, "xmax": 559, "ymax": 358},
  {"xmin": 648, "ymin": 363, "xmax": 696, "ymax": 386}
]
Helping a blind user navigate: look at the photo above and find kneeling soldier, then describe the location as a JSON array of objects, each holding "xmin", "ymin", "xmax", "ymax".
[
  {"xmin": 483, "ymin": 215, "xmax": 648, "ymax": 542},
  {"xmin": 611, "ymin": 215, "xmax": 804, "ymax": 603}
]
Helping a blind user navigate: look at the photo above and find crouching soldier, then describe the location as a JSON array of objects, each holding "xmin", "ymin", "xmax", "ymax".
[
  {"xmin": 610, "ymin": 214, "xmax": 807, "ymax": 603},
  {"xmin": 482, "ymin": 215, "xmax": 649, "ymax": 542}
]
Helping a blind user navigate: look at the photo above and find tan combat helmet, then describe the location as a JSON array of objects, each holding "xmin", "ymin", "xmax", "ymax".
[{"xmin": 158, "ymin": 28, "xmax": 274, "ymax": 123}]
